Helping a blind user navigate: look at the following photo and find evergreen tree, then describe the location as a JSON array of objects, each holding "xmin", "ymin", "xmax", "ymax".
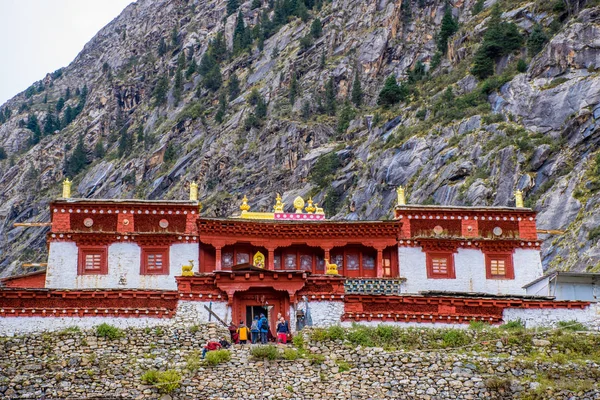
[
  {"xmin": 43, "ymin": 113, "xmax": 56, "ymax": 134},
  {"xmin": 171, "ymin": 26, "xmax": 179, "ymax": 48},
  {"xmin": 324, "ymin": 76, "xmax": 337, "ymax": 115},
  {"xmin": 209, "ymin": 32, "xmax": 228, "ymax": 62},
  {"xmin": 94, "ymin": 139, "xmax": 105, "ymax": 158},
  {"xmin": 137, "ymin": 125, "xmax": 144, "ymax": 143},
  {"xmin": 62, "ymin": 106, "xmax": 73, "ymax": 126},
  {"xmin": 289, "ymin": 72, "xmax": 299, "ymax": 105},
  {"xmin": 301, "ymin": 100, "xmax": 311, "ymax": 120},
  {"xmin": 233, "ymin": 11, "xmax": 252, "ymax": 55},
  {"xmin": 158, "ymin": 37, "xmax": 168, "ymax": 56},
  {"xmin": 251, "ymin": 0, "xmax": 262, "ymax": 9},
  {"xmin": 186, "ymin": 58, "xmax": 198, "ymax": 79},
  {"xmin": 153, "ymin": 75, "xmax": 169, "ymax": 107},
  {"xmin": 471, "ymin": 50, "xmax": 495, "ymax": 79},
  {"xmin": 472, "ymin": 0, "xmax": 485, "ymax": 15},
  {"xmin": 215, "ymin": 92, "xmax": 227, "ymax": 123},
  {"xmin": 27, "ymin": 114, "xmax": 41, "ymax": 145},
  {"xmin": 203, "ymin": 64, "xmax": 222, "ymax": 92},
  {"xmin": 527, "ymin": 24, "xmax": 548, "ymax": 57},
  {"xmin": 294, "ymin": 0, "xmax": 309, "ymax": 22},
  {"xmin": 255, "ymin": 95, "xmax": 267, "ymax": 118},
  {"xmin": 407, "ymin": 60, "xmax": 426, "ymax": 84},
  {"xmin": 177, "ymin": 52, "xmax": 186, "ymax": 70},
  {"xmin": 0, "ymin": 109, "xmax": 5, "ymax": 125},
  {"xmin": 337, "ymin": 101, "xmax": 356, "ymax": 134},
  {"xmin": 43, "ymin": 94, "xmax": 48, "ymax": 104},
  {"xmin": 351, "ymin": 69, "xmax": 363, "ymax": 107},
  {"xmin": 66, "ymin": 135, "xmax": 88, "ymax": 176},
  {"xmin": 0, "ymin": 147, "xmax": 7, "ymax": 160},
  {"xmin": 65, "ymin": 87, "xmax": 71, "ymax": 100},
  {"xmin": 320, "ymin": 51, "xmax": 326, "ymax": 68},
  {"xmin": 437, "ymin": 8, "xmax": 459, "ymax": 54},
  {"xmin": 401, "ymin": 0, "xmax": 412, "ymax": 22},
  {"xmin": 377, "ymin": 75, "xmax": 407, "ymax": 106},
  {"xmin": 248, "ymin": 88, "xmax": 261, "ymax": 106},
  {"xmin": 228, "ymin": 73, "xmax": 241, "ymax": 100},
  {"xmin": 56, "ymin": 97, "xmax": 65, "ymax": 112},
  {"xmin": 163, "ymin": 142, "xmax": 176, "ymax": 163},
  {"xmin": 310, "ymin": 18, "xmax": 323, "ymax": 38},
  {"xmin": 199, "ymin": 53, "xmax": 217, "ymax": 75},
  {"xmin": 227, "ymin": 0, "xmax": 239, "ymax": 15},
  {"xmin": 118, "ymin": 131, "xmax": 133, "ymax": 158},
  {"xmin": 173, "ymin": 68, "xmax": 183, "ymax": 106},
  {"xmin": 80, "ymin": 85, "xmax": 88, "ymax": 101}
]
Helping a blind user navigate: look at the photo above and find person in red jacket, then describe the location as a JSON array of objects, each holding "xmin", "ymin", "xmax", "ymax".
[{"xmin": 201, "ymin": 340, "xmax": 222, "ymax": 359}]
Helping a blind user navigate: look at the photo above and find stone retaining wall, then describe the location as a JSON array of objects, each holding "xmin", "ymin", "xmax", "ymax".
[{"xmin": 1, "ymin": 323, "xmax": 599, "ymax": 399}]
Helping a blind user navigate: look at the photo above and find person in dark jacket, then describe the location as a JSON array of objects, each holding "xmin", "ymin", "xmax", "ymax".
[
  {"xmin": 250, "ymin": 315, "xmax": 260, "ymax": 344},
  {"xmin": 258, "ymin": 313, "xmax": 269, "ymax": 344},
  {"xmin": 276, "ymin": 317, "xmax": 289, "ymax": 344}
]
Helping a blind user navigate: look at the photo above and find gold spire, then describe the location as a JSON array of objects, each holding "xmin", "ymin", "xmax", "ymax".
[
  {"xmin": 305, "ymin": 197, "xmax": 316, "ymax": 213},
  {"xmin": 240, "ymin": 195, "xmax": 251, "ymax": 212},
  {"xmin": 515, "ymin": 190, "xmax": 524, "ymax": 208},
  {"xmin": 396, "ymin": 186, "xmax": 406, "ymax": 206},
  {"xmin": 273, "ymin": 193, "xmax": 285, "ymax": 213},
  {"xmin": 189, "ymin": 181, "xmax": 198, "ymax": 201},
  {"xmin": 293, "ymin": 196, "xmax": 305, "ymax": 213},
  {"xmin": 62, "ymin": 178, "xmax": 72, "ymax": 199}
]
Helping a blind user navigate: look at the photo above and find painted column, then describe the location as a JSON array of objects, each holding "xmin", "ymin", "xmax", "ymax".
[
  {"xmin": 215, "ymin": 246, "xmax": 222, "ymax": 271},
  {"xmin": 267, "ymin": 247, "xmax": 275, "ymax": 270},
  {"xmin": 323, "ymin": 248, "xmax": 331, "ymax": 262},
  {"xmin": 376, "ymin": 248, "xmax": 383, "ymax": 277}
]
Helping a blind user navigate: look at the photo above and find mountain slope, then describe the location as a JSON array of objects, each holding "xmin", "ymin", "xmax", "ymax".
[{"xmin": 0, "ymin": 0, "xmax": 599, "ymax": 278}]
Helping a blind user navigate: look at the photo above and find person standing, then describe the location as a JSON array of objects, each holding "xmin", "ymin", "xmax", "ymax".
[
  {"xmin": 250, "ymin": 315, "xmax": 260, "ymax": 344},
  {"xmin": 276, "ymin": 317, "xmax": 289, "ymax": 344},
  {"xmin": 258, "ymin": 313, "xmax": 269, "ymax": 344},
  {"xmin": 237, "ymin": 320, "xmax": 251, "ymax": 344}
]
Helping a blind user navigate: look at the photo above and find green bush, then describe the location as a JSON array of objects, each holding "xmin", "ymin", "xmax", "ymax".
[
  {"xmin": 186, "ymin": 351, "xmax": 202, "ymax": 371},
  {"xmin": 485, "ymin": 376, "xmax": 511, "ymax": 391},
  {"xmin": 336, "ymin": 360, "xmax": 352, "ymax": 372},
  {"xmin": 283, "ymin": 348, "xmax": 300, "ymax": 360},
  {"xmin": 96, "ymin": 323, "xmax": 123, "ymax": 340},
  {"xmin": 156, "ymin": 369, "xmax": 181, "ymax": 394},
  {"xmin": 250, "ymin": 345, "xmax": 279, "ymax": 360},
  {"xmin": 557, "ymin": 320, "xmax": 588, "ymax": 331},
  {"xmin": 307, "ymin": 353, "xmax": 325, "ymax": 365},
  {"xmin": 310, "ymin": 152, "xmax": 340, "ymax": 188},
  {"xmin": 588, "ymin": 227, "xmax": 600, "ymax": 242},
  {"xmin": 469, "ymin": 320, "xmax": 490, "ymax": 331},
  {"xmin": 205, "ymin": 349, "xmax": 231, "ymax": 366},
  {"xmin": 292, "ymin": 333, "xmax": 305, "ymax": 349},
  {"xmin": 500, "ymin": 319, "xmax": 525, "ymax": 330},
  {"xmin": 442, "ymin": 329, "xmax": 470, "ymax": 348},
  {"xmin": 141, "ymin": 369, "xmax": 159, "ymax": 384}
]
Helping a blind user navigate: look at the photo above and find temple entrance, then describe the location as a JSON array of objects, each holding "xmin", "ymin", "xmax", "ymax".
[{"xmin": 246, "ymin": 305, "xmax": 268, "ymax": 324}]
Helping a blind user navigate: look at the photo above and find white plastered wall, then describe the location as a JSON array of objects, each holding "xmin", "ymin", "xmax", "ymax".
[
  {"xmin": 399, "ymin": 246, "xmax": 543, "ymax": 295},
  {"xmin": 503, "ymin": 303, "xmax": 600, "ymax": 328},
  {"xmin": 45, "ymin": 241, "xmax": 199, "ymax": 290}
]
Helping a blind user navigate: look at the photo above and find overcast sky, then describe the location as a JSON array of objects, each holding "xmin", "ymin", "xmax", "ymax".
[{"xmin": 0, "ymin": 0, "xmax": 133, "ymax": 106}]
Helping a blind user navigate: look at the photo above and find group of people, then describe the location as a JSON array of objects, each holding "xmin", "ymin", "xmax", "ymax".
[{"xmin": 203, "ymin": 313, "xmax": 290, "ymax": 358}]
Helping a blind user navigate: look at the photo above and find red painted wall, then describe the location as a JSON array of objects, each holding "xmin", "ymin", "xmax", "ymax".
[{"xmin": 1, "ymin": 272, "xmax": 46, "ymax": 288}]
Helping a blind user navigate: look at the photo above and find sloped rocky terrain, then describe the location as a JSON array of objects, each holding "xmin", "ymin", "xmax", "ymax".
[{"xmin": 0, "ymin": 0, "xmax": 599, "ymax": 277}]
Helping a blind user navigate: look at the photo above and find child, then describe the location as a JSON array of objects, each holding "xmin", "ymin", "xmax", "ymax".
[
  {"xmin": 201, "ymin": 340, "xmax": 222, "ymax": 359},
  {"xmin": 237, "ymin": 320, "xmax": 251, "ymax": 344}
]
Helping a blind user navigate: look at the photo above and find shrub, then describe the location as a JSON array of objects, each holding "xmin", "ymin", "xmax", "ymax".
[
  {"xmin": 292, "ymin": 333, "xmax": 305, "ymax": 349},
  {"xmin": 205, "ymin": 349, "xmax": 231, "ymax": 366},
  {"xmin": 250, "ymin": 345, "xmax": 279, "ymax": 360},
  {"xmin": 186, "ymin": 351, "xmax": 202, "ymax": 371},
  {"xmin": 189, "ymin": 325, "xmax": 200, "ymax": 333},
  {"xmin": 156, "ymin": 369, "xmax": 181, "ymax": 394},
  {"xmin": 377, "ymin": 75, "xmax": 408, "ymax": 107},
  {"xmin": 310, "ymin": 152, "xmax": 340, "ymax": 188},
  {"xmin": 141, "ymin": 369, "xmax": 159, "ymax": 385},
  {"xmin": 469, "ymin": 320, "xmax": 489, "ymax": 331},
  {"xmin": 588, "ymin": 227, "xmax": 600, "ymax": 242},
  {"xmin": 500, "ymin": 319, "xmax": 525, "ymax": 330},
  {"xmin": 442, "ymin": 329, "xmax": 470, "ymax": 348},
  {"xmin": 485, "ymin": 376, "xmax": 511, "ymax": 391},
  {"xmin": 96, "ymin": 323, "xmax": 123, "ymax": 340},
  {"xmin": 557, "ymin": 320, "xmax": 588, "ymax": 331},
  {"xmin": 283, "ymin": 348, "xmax": 300, "ymax": 360},
  {"xmin": 336, "ymin": 360, "xmax": 352, "ymax": 372},
  {"xmin": 308, "ymin": 353, "xmax": 325, "ymax": 365}
]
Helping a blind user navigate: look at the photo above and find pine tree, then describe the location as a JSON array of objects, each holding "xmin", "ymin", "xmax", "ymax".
[
  {"xmin": 173, "ymin": 68, "xmax": 183, "ymax": 106},
  {"xmin": 377, "ymin": 75, "xmax": 407, "ymax": 106},
  {"xmin": 177, "ymin": 52, "xmax": 186, "ymax": 70},
  {"xmin": 209, "ymin": 32, "xmax": 228, "ymax": 62},
  {"xmin": 310, "ymin": 18, "xmax": 322, "ymax": 38},
  {"xmin": 66, "ymin": 135, "xmax": 88, "ymax": 176},
  {"xmin": 65, "ymin": 87, "xmax": 71, "ymax": 100},
  {"xmin": 289, "ymin": 72, "xmax": 299, "ymax": 105},
  {"xmin": 251, "ymin": 0, "xmax": 262, "ymax": 9},
  {"xmin": 203, "ymin": 64, "xmax": 222, "ymax": 92},
  {"xmin": 324, "ymin": 76, "xmax": 337, "ymax": 115},
  {"xmin": 43, "ymin": 94, "xmax": 48, "ymax": 104},
  {"xmin": 171, "ymin": 26, "xmax": 179, "ymax": 48},
  {"xmin": 215, "ymin": 92, "xmax": 227, "ymax": 123},
  {"xmin": 94, "ymin": 139, "xmax": 105, "ymax": 158},
  {"xmin": 43, "ymin": 113, "xmax": 56, "ymax": 134},
  {"xmin": 233, "ymin": 11, "xmax": 252, "ymax": 55},
  {"xmin": 186, "ymin": 58, "xmax": 198, "ymax": 79},
  {"xmin": 472, "ymin": 0, "xmax": 485, "ymax": 15},
  {"xmin": 337, "ymin": 100, "xmax": 356, "ymax": 134},
  {"xmin": 158, "ymin": 37, "xmax": 168, "ymax": 56},
  {"xmin": 27, "ymin": 114, "xmax": 41, "ymax": 145},
  {"xmin": 153, "ymin": 75, "xmax": 169, "ymax": 107},
  {"xmin": 228, "ymin": 73, "xmax": 240, "ymax": 100},
  {"xmin": 227, "ymin": 0, "xmax": 239, "ymax": 15},
  {"xmin": 0, "ymin": 147, "xmax": 7, "ymax": 160},
  {"xmin": 320, "ymin": 51, "xmax": 326, "ymax": 69},
  {"xmin": 163, "ymin": 142, "xmax": 176, "ymax": 163},
  {"xmin": 56, "ymin": 97, "xmax": 65, "ymax": 112},
  {"xmin": 137, "ymin": 125, "xmax": 144, "ymax": 143},
  {"xmin": 118, "ymin": 131, "xmax": 133, "ymax": 158},
  {"xmin": 301, "ymin": 100, "xmax": 311, "ymax": 120},
  {"xmin": 255, "ymin": 95, "xmax": 267, "ymax": 119},
  {"xmin": 351, "ymin": 69, "xmax": 363, "ymax": 107},
  {"xmin": 527, "ymin": 24, "xmax": 548, "ymax": 57},
  {"xmin": 437, "ymin": 8, "xmax": 459, "ymax": 54},
  {"xmin": 471, "ymin": 50, "xmax": 495, "ymax": 79}
]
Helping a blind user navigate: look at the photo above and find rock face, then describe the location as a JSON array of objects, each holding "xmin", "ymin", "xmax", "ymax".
[{"xmin": 0, "ymin": 0, "xmax": 600, "ymax": 277}]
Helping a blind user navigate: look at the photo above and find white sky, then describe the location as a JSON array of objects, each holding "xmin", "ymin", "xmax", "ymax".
[{"xmin": 0, "ymin": 0, "xmax": 133, "ymax": 106}]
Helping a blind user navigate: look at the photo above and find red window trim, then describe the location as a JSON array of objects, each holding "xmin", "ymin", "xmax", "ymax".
[
  {"xmin": 426, "ymin": 252, "xmax": 456, "ymax": 279},
  {"xmin": 78, "ymin": 246, "xmax": 108, "ymax": 275},
  {"xmin": 141, "ymin": 246, "xmax": 170, "ymax": 275},
  {"xmin": 485, "ymin": 252, "xmax": 515, "ymax": 280}
]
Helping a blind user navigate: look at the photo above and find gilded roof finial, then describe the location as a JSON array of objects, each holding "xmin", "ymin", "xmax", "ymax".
[
  {"xmin": 62, "ymin": 178, "xmax": 72, "ymax": 199},
  {"xmin": 396, "ymin": 186, "xmax": 406, "ymax": 206},
  {"xmin": 314, "ymin": 203, "xmax": 325, "ymax": 215},
  {"xmin": 273, "ymin": 193, "xmax": 285, "ymax": 213},
  {"xmin": 515, "ymin": 189, "xmax": 524, "ymax": 208},
  {"xmin": 189, "ymin": 181, "xmax": 198, "ymax": 201},
  {"xmin": 305, "ymin": 197, "xmax": 316, "ymax": 213},
  {"xmin": 240, "ymin": 195, "xmax": 251, "ymax": 212},
  {"xmin": 293, "ymin": 196, "xmax": 305, "ymax": 213}
]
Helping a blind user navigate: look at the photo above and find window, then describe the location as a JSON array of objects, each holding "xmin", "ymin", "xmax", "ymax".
[
  {"xmin": 485, "ymin": 253, "xmax": 514, "ymax": 279},
  {"xmin": 363, "ymin": 255, "xmax": 375, "ymax": 270},
  {"xmin": 383, "ymin": 258, "xmax": 391, "ymax": 277},
  {"xmin": 222, "ymin": 252, "xmax": 234, "ymax": 269},
  {"xmin": 78, "ymin": 246, "xmax": 108, "ymax": 275},
  {"xmin": 236, "ymin": 252, "xmax": 249, "ymax": 265},
  {"xmin": 273, "ymin": 254, "xmax": 281, "ymax": 270},
  {"xmin": 426, "ymin": 252, "xmax": 455, "ymax": 279},
  {"xmin": 284, "ymin": 254, "xmax": 297, "ymax": 269},
  {"xmin": 141, "ymin": 247, "xmax": 169, "ymax": 275},
  {"xmin": 300, "ymin": 254, "xmax": 313, "ymax": 271}
]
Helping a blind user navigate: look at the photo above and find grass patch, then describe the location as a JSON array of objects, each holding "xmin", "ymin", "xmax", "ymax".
[
  {"xmin": 282, "ymin": 348, "xmax": 300, "ymax": 360},
  {"xmin": 485, "ymin": 376, "xmax": 511, "ymax": 391},
  {"xmin": 250, "ymin": 345, "xmax": 279, "ymax": 360},
  {"xmin": 205, "ymin": 349, "xmax": 231, "ymax": 366},
  {"xmin": 557, "ymin": 320, "xmax": 588, "ymax": 332},
  {"xmin": 96, "ymin": 323, "xmax": 123, "ymax": 340},
  {"xmin": 336, "ymin": 360, "xmax": 352, "ymax": 372}
]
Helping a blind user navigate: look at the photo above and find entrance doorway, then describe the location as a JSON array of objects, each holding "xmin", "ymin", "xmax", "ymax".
[{"xmin": 246, "ymin": 305, "xmax": 268, "ymax": 325}]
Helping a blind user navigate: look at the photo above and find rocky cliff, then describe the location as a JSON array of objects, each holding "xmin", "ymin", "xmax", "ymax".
[{"xmin": 0, "ymin": 0, "xmax": 599, "ymax": 277}]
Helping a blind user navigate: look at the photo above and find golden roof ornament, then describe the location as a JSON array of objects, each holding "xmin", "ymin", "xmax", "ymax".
[
  {"xmin": 62, "ymin": 178, "xmax": 72, "ymax": 199},
  {"xmin": 293, "ymin": 196, "xmax": 305, "ymax": 213},
  {"xmin": 273, "ymin": 193, "xmax": 285, "ymax": 213},
  {"xmin": 189, "ymin": 181, "xmax": 198, "ymax": 201},
  {"xmin": 315, "ymin": 203, "xmax": 325, "ymax": 215},
  {"xmin": 396, "ymin": 186, "xmax": 406, "ymax": 206},
  {"xmin": 305, "ymin": 197, "xmax": 316, "ymax": 213},
  {"xmin": 240, "ymin": 195, "xmax": 251, "ymax": 212},
  {"xmin": 515, "ymin": 189, "xmax": 524, "ymax": 208},
  {"xmin": 325, "ymin": 259, "xmax": 339, "ymax": 275},
  {"xmin": 181, "ymin": 260, "xmax": 194, "ymax": 276}
]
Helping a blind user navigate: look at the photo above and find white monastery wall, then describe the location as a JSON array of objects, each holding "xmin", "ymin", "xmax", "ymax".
[
  {"xmin": 399, "ymin": 246, "xmax": 542, "ymax": 295},
  {"xmin": 503, "ymin": 303, "xmax": 600, "ymax": 328},
  {"xmin": 45, "ymin": 242, "xmax": 199, "ymax": 290}
]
